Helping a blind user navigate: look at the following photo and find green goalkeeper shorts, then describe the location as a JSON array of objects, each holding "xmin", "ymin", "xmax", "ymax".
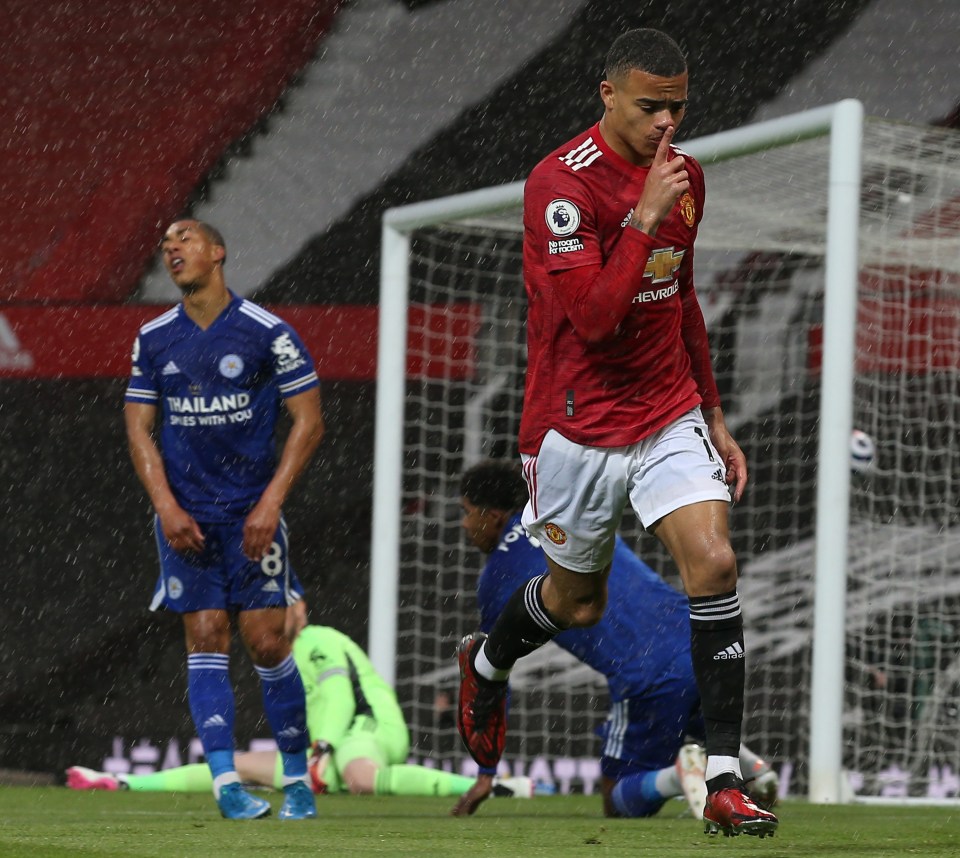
[{"xmin": 273, "ymin": 713, "xmax": 409, "ymax": 793}]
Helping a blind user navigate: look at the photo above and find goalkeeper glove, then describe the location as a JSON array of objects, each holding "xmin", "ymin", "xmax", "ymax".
[{"xmin": 308, "ymin": 740, "xmax": 333, "ymax": 794}]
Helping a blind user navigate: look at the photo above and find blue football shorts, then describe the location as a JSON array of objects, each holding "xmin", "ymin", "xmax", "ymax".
[
  {"xmin": 598, "ymin": 676, "xmax": 704, "ymax": 783},
  {"xmin": 149, "ymin": 515, "xmax": 300, "ymax": 613}
]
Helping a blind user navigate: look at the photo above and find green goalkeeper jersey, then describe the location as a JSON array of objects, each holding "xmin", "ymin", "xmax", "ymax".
[{"xmin": 291, "ymin": 625, "xmax": 408, "ymax": 749}]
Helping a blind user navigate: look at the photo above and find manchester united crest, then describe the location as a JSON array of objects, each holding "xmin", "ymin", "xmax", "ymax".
[
  {"xmin": 679, "ymin": 192, "xmax": 696, "ymax": 228},
  {"xmin": 543, "ymin": 523, "xmax": 567, "ymax": 545}
]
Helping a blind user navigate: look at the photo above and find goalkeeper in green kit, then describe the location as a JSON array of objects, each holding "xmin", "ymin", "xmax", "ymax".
[{"xmin": 67, "ymin": 600, "xmax": 533, "ymax": 801}]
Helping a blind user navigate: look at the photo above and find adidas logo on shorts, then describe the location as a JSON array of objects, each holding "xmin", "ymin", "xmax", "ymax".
[{"xmin": 713, "ymin": 642, "xmax": 744, "ymax": 660}]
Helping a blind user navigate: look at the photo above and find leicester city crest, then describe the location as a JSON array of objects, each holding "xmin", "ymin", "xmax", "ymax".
[
  {"xmin": 219, "ymin": 354, "xmax": 244, "ymax": 379},
  {"xmin": 167, "ymin": 576, "xmax": 184, "ymax": 599}
]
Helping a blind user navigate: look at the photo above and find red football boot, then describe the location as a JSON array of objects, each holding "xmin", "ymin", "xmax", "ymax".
[
  {"xmin": 456, "ymin": 633, "xmax": 508, "ymax": 769},
  {"xmin": 703, "ymin": 786, "xmax": 779, "ymax": 838}
]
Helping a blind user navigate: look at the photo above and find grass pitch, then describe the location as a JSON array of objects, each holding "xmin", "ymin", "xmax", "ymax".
[{"xmin": 1, "ymin": 787, "xmax": 958, "ymax": 857}]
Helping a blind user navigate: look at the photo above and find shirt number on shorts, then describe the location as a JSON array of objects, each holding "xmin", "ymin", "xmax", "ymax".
[
  {"xmin": 260, "ymin": 542, "xmax": 284, "ymax": 577},
  {"xmin": 693, "ymin": 426, "xmax": 716, "ymax": 462}
]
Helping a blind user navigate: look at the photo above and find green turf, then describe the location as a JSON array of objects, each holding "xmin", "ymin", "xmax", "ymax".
[{"xmin": 1, "ymin": 788, "xmax": 958, "ymax": 857}]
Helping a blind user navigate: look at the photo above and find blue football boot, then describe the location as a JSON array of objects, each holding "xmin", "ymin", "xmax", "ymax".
[
  {"xmin": 216, "ymin": 782, "xmax": 271, "ymax": 820},
  {"xmin": 278, "ymin": 780, "xmax": 317, "ymax": 820}
]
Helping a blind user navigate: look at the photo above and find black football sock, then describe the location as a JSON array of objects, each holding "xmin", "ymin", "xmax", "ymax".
[
  {"xmin": 481, "ymin": 574, "xmax": 565, "ymax": 672},
  {"xmin": 688, "ymin": 590, "xmax": 745, "ymax": 766}
]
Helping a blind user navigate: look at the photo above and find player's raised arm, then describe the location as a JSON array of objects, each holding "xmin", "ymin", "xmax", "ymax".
[
  {"xmin": 631, "ymin": 125, "xmax": 689, "ymax": 236},
  {"xmin": 469, "ymin": 27, "xmax": 777, "ymax": 839}
]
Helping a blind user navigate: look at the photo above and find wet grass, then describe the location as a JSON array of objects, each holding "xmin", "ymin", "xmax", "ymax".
[{"xmin": 0, "ymin": 787, "xmax": 958, "ymax": 857}]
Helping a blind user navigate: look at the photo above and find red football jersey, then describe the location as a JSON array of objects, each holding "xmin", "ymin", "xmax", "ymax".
[{"xmin": 518, "ymin": 121, "xmax": 720, "ymax": 454}]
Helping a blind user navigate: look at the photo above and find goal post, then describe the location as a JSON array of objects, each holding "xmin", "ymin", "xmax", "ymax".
[
  {"xmin": 369, "ymin": 180, "xmax": 525, "ymax": 691},
  {"xmin": 808, "ymin": 99, "xmax": 863, "ymax": 803},
  {"xmin": 371, "ymin": 100, "xmax": 960, "ymax": 804}
]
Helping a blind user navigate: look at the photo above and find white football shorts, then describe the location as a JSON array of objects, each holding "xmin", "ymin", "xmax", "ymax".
[{"xmin": 520, "ymin": 408, "xmax": 732, "ymax": 573}]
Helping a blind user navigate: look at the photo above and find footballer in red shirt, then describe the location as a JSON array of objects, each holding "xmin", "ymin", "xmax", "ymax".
[
  {"xmin": 456, "ymin": 29, "xmax": 778, "ymax": 840},
  {"xmin": 520, "ymin": 119, "xmax": 715, "ymax": 452}
]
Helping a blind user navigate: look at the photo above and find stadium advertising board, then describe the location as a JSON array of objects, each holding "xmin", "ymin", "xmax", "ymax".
[{"xmin": 0, "ymin": 304, "xmax": 480, "ymax": 380}]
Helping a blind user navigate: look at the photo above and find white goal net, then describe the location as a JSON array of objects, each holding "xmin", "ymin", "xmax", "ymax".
[{"xmin": 374, "ymin": 105, "xmax": 960, "ymax": 801}]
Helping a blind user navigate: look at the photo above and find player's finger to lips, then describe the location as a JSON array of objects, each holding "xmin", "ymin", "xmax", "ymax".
[{"xmin": 656, "ymin": 126, "xmax": 674, "ymax": 161}]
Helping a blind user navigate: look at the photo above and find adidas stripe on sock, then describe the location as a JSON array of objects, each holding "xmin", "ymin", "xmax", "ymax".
[
  {"xmin": 688, "ymin": 590, "xmax": 745, "ymax": 760},
  {"xmin": 255, "ymin": 655, "xmax": 309, "ymax": 758},
  {"xmin": 480, "ymin": 575, "xmax": 564, "ymax": 675},
  {"xmin": 187, "ymin": 653, "xmax": 235, "ymax": 760}
]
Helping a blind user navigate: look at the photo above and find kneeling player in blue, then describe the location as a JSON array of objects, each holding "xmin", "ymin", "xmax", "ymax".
[
  {"xmin": 124, "ymin": 220, "xmax": 324, "ymax": 820},
  {"xmin": 452, "ymin": 459, "xmax": 778, "ymax": 820}
]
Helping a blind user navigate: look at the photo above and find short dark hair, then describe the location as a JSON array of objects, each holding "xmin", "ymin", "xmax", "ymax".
[
  {"xmin": 460, "ymin": 459, "xmax": 528, "ymax": 512},
  {"xmin": 195, "ymin": 220, "xmax": 227, "ymax": 265},
  {"xmin": 605, "ymin": 28, "xmax": 687, "ymax": 81},
  {"xmin": 171, "ymin": 218, "xmax": 227, "ymax": 265}
]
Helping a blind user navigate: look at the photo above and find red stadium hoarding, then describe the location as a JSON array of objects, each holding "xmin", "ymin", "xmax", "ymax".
[
  {"xmin": 806, "ymin": 191, "xmax": 960, "ymax": 375},
  {"xmin": 808, "ymin": 285, "xmax": 960, "ymax": 376},
  {"xmin": 1, "ymin": 0, "xmax": 342, "ymax": 306},
  {"xmin": 0, "ymin": 304, "xmax": 481, "ymax": 381}
]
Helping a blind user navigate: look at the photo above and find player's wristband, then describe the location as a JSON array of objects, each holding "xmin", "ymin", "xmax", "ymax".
[{"xmin": 477, "ymin": 766, "xmax": 498, "ymax": 777}]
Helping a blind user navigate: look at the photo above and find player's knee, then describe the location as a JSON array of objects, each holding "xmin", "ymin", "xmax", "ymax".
[
  {"xmin": 248, "ymin": 635, "xmax": 290, "ymax": 667},
  {"xmin": 341, "ymin": 758, "xmax": 378, "ymax": 794},
  {"xmin": 687, "ymin": 543, "xmax": 737, "ymax": 594},
  {"xmin": 563, "ymin": 593, "xmax": 607, "ymax": 628},
  {"xmin": 184, "ymin": 614, "xmax": 230, "ymax": 653},
  {"xmin": 705, "ymin": 543, "xmax": 738, "ymax": 589},
  {"xmin": 345, "ymin": 778, "xmax": 374, "ymax": 795}
]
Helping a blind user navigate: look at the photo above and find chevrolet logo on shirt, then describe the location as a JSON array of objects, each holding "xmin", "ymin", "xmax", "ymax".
[{"xmin": 643, "ymin": 247, "xmax": 685, "ymax": 283}]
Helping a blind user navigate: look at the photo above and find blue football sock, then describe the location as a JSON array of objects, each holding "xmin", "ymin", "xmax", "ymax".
[
  {"xmin": 255, "ymin": 655, "xmax": 308, "ymax": 772},
  {"xmin": 187, "ymin": 652, "xmax": 235, "ymax": 768},
  {"xmin": 611, "ymin": 771, "xmax": 665, "ymax": 818},
  {"xmin": 280, "ymin": 751, "xmax": 307, "ymax": 780},
  {"xmin": 206, "ymin": 749, "xmax": 236, "ymax": 781}
]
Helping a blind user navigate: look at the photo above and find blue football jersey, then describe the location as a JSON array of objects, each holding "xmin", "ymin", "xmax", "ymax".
[
  {"xmin": 125, "ymin": 294, "xmax": 319, "ymax": 521},
  {"xmin": 476, "ymin": 513, "xmax": 695, "ymax": 703}
]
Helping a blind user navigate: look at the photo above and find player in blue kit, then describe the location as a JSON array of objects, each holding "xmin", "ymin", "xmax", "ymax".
[
  {"xmin": 124, "ymin": 219, "xmax": 324, "ymax": 820},
  {"xmin": 451, "ymin": 459, "xmax": 778, "ymax": 821}
]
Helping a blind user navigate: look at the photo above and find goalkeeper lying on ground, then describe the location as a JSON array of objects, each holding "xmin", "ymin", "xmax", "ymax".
[{"xmin": 67, "ymin": 600, "xmax": 532, "ymax": 802}]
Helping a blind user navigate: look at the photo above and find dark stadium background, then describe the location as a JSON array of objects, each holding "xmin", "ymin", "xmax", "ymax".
[{"xmin": 0, "ymin": 0, "xmax": 881, "ymax": 778}]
